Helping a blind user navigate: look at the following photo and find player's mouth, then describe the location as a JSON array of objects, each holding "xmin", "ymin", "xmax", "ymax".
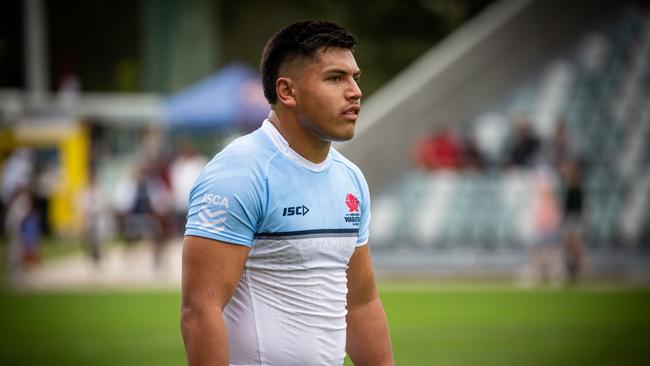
[{"xmin": 341, "ymin": 104, "xmax": 360, "ymax": 121}]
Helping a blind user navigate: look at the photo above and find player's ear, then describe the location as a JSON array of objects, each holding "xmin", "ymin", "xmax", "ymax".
[{"xmin": 276, "ymin": 77, "xmax": 297, "ymax": 108}]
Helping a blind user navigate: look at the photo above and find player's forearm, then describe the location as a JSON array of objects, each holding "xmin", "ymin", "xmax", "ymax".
[
  {"xmin": 346, "ymin": 297, "xmax": 394, "ymax": 366},
  {"xmin": 181, "ymin": 305, "xmax": 229, "ymax": 366}
]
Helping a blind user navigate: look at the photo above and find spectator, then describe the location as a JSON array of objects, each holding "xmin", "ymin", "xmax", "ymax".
[
  {"xmin": 113, "ymin": 161, "xmax": 172, "ymax": 274},
  {"xmin": 412, "ymin": 127, "xmax": 461, "ymax": 170},
  {"xmin": 460, "ymin": 135, "xmax": 485, "ymax": 170},
  {"xmin": 2, "ymin": 149, "xmax": 38, "ymax": 286},
  {"xmin": 1, "ymin": 148, "xmax": 34, "ymax": 204},
  {"xmin": 546, "ymin": 119, "xmax": 582, "ymax": 168},
  {"xmin": 559, "ymin": 159, "xmax": 586, "ymax": 282},
  {"xmin": 507, "ymin": 118, "xmax": 540, "ymax": 168},
  {"xmin": 78, "ymin": 171, "xmax": 113, "ymax": 268},
  {"xmin": 18, "ymin": 190, "xmax": 41, "ymax": 269},
  {"xmin": 169, "ymin": 142, "xmax": 208, "ymax": 235},
  {"xmin": 521, "ymin": 170, "xmax": 565, "ymax": 287},
  {"xmin": 5, "ymin": 186, "xmax": 41, "ymax": 285}
]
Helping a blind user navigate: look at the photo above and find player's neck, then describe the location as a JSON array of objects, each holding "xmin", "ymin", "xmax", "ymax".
[{"xmin": 268, "ymin": 110, "xmax": 330, "ymax": 164}]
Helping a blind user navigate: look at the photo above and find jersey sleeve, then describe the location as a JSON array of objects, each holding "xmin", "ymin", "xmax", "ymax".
[
  {"xmin": 184, "ymin": 163, "xmax": 265, "ymax": 247},
  {"xmin": 356, "ymin": 173, "xmax": 371, "ymax": 247}
]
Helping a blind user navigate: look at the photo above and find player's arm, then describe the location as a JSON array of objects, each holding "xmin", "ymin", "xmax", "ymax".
[
  {"xmin": 346, "ymin": 243, "xmax": 394, "ymax": 366},
  {"xmin": 180, "ymin": 235, "xmax": 250, "ymax": 366}
]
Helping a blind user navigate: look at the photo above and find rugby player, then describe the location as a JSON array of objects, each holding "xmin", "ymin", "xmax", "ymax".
[{"xmin": 181, "ymin": 20, "xmax": 394, "ymax": 366}]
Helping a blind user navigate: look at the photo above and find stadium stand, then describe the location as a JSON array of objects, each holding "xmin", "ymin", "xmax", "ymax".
[{"xmin": 339, "ymin": 0, "xmax": 650, "ymax": 277}]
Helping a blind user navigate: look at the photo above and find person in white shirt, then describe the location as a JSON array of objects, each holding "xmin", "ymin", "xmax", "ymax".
[{"xmin": 181, "ymin": 20, "xmax": 394, "ymax": 366}]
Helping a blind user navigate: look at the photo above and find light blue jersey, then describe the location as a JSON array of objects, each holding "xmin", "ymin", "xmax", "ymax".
[{"xmin": 185, "ymin": 120, "xmax": 370, "ymax": 366}]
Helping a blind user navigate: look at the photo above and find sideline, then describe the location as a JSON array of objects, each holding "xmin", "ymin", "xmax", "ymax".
[{"xmin": 19, "ymin": 239, "xmax": 182, "ymax": 290}]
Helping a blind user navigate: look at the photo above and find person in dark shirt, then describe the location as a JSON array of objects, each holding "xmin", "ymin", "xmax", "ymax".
[
  {"xmin": 508, "ymin": 119, "xmax": 540, "ymax": 168},
  {"xmin": 560, "ymin": 159, "xmax": 586, "ymax": 282}
]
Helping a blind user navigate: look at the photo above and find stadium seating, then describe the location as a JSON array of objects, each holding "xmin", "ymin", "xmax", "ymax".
[{"xmin": 370, "ymin": 6, "xmax": 650, "ymax": 254}]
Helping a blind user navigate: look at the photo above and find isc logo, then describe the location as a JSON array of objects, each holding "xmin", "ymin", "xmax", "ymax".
[{"xmin": 283, "ymin": 205, "xmax": 310, "ymax": 216}]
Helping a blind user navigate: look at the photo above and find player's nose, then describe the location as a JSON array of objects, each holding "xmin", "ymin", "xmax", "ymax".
[{"xmin": 346, "ymin": 79, "xmax": 362, "ymax": 101}]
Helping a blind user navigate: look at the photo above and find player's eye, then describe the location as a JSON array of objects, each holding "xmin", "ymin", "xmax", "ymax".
[{"xmin": 328, "ymin": 76, "xmax": 343, "ymax": 82}]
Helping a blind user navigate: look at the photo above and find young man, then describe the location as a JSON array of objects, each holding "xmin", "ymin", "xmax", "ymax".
[{"xmin": 181, "ymin": 21, "xmax": 394, "ymax": 366}]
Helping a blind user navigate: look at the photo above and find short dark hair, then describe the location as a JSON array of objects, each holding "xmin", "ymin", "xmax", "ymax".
[{"xmin": 260, "ymin": 20, "xmax": 357, "ymax": 104}]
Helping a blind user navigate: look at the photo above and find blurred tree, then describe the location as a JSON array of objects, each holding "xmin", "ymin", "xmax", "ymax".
[
  {"xmin": 47, "ymin": 0, "xmax": 139, "ymax": 92},
  {"xmin": 114, "ymin": 59, "xmax": 139, "ymax": 92},
  {"xmin": 141, "ymin": 0, "xmax": 221, "ymax": 92},
  {"xmin": 218, "ymin": 0, "xmax": 494, "ymax": 96},
  {"xmin": 0, "ymin": 0, "xmax": 25, "ymax": 88},
  {"xmin": 5, "ymin": 0, "xmax": 493, "ymax": 94}
]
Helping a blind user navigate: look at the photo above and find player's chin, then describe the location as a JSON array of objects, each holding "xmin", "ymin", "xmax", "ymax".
[{"xmin": 329, "ymin": 122, "xmax": 356, "ymax": 141}]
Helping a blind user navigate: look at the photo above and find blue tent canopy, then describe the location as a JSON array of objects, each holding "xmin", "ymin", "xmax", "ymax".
[{"xmin": 164, "ymin": 62, "xmax": 269, "ymax": 129}]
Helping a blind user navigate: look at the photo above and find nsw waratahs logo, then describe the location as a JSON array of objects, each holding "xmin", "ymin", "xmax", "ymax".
[
  {"xmin": 346, "ymin": 193, "xmax": 360, "ymax": 212},
  {"xmin": 344, "ymin": 193, "xmax": 361, "ymax": 226}
]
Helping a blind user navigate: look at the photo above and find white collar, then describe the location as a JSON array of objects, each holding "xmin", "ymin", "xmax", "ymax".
[{"xmin": 261, "ymin": 119, "xmax": 329, "ymax": 172}]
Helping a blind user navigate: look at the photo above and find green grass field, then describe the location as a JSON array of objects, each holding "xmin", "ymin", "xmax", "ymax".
[{"xmin": 0, "ymin": 284, "xmax": 649, "ymax": 365}]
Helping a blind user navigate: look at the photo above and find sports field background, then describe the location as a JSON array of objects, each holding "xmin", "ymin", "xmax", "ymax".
[{"xmin": 1, "ymin": 283, "xmax": 649, "ymax": 366}]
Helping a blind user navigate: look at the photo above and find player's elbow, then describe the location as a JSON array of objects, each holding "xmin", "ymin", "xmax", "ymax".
[
  {"xmin": 180, "ymin": 303, "xmax": 198, "ymax": 339},
  {"xmin": 180, "ymin": 300, "xmax": 214, "ymax": 338},
  {"xmin": 347, "ymin": 290, "xmax": 381, "ymax": 314}
]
